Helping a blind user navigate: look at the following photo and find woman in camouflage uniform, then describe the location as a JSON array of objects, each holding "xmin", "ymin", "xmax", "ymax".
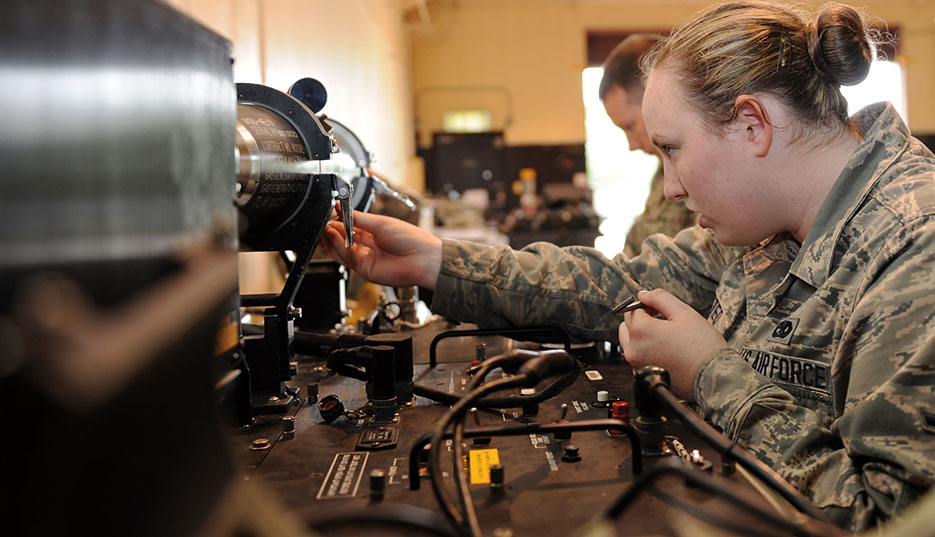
[{"xmin": 324, "ymin": 1, "xmax": 935, "ymax": 530}]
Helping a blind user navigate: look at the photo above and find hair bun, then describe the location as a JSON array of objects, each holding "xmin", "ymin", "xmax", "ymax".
[{"xmin": 806, "ymin": 4, "xmax": 874, "ymax": 86}]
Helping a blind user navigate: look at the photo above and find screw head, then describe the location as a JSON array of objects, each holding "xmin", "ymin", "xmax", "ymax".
[{"xmin": 250, "ymin": 438, "xmax": 272, "ymax": 451}]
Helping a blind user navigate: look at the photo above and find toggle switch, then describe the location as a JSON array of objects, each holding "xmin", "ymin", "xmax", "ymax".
[
  {"xmin": 471, "ymin": 407, "xmax": 491, "ymax": 445},
  {"xmin": 521, "ymin": 388, "xmax": 538, "ymax": 416},
  {"xmin": 553, "ymin": 403, "xmax": 572, "ymax": 440}
]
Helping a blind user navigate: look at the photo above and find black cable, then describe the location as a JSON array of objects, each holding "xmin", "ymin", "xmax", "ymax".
[
  {"xmin": 428, "ymin": 351, "xmax": 581, "ymax": 535},
  {"xmin": 460, "ymin": 349, "xmax": 540, "ymax": 394},
  {"xmin": 320, "ymin": 346, "xmax": 582, "ymax": 536},
  {"xmin": 636, "ymin": 368, "xmax": 829, "ymax": 523},
  {"xmin": 320, "ymin": 346, "xmax": 575, "ymax": 535},
  {"xmin": 447, "ymin": 352, "xmax": 514, "ymax": 537},
  {"xmin": 324, "ymin": 346, "xmax": 579, "ymax": 410},
  {"xmin": 321, "ymin": 345, "xmax": 580, "ymax": 410},
  {"xmin": 452, "ymin": 418, "xmax": 481, "ymax": 537},
  {"xmin": 413, "ymin": 350, "xmax": 581, "ymax": 409},
  {"xmin": 605, "ymin": 458, "xmax": 843, "ymax": 537},
  {"xmin": 408, "ymin": 419, "xmax": 641, "ymax": 491},
  {"xmin": 325, "ymin": 348, "xmax": 367, "ymax": 378},
  {"xmin": 429, "ymin": 374, "xmax": 526, "ymax": 533},
  {"xmin": 413, "ymin": 363, "xmax": 578, "ymax": 408},
  {"xmin": 305, "ymin": 503, "xmax": 459, "ymax": 537},
  {"xmin": 650, "ymin": 485, "xmax": 795, "ymax": 537},
  {"xmin": 428, "ymin": 326, "xmax": 573, "ymax": 367},
  {"xmin": 429, "ymin": 370, "xmax": 576, "ymax": 406},
  {"xmin": 320, "ymin": 343, "xmax": 580, "ymax": 409}
]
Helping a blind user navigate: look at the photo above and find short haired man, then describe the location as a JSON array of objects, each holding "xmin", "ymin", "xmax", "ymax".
[{"xmin": 598, "ymin": 34, "xmax": 695, "ymax": 257}]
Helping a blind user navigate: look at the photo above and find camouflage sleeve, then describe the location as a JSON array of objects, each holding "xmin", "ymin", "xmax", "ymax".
[
  {"xmin": 431, "ymin": 225, "xmax": 741, "ymax": 342},
  {"xmin": 624, "ymin": 206, "xmax": 699, "ymax": 258},
  {"xmin": 695, "ymin": 224, "xmax": 935, "ymax": 531}
]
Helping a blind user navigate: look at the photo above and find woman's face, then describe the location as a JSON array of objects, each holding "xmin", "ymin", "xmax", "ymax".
[{"xmin": 641, "ymin": 67, "xmax": 780, "ymax": 247}]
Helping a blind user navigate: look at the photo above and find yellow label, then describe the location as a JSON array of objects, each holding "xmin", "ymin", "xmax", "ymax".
[{"xmin": 468, "ymin": 449, "xmax": 500, "ymax": 484}]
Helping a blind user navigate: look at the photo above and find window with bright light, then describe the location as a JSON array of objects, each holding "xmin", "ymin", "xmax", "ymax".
[
  {"xmin": 841, "ymin": 60, "xmax": 906, "ymax": 120},
  {"xmin": 582, "ymin": 59, "xmax": 905, "ymax": 258},
  {"xmin": 444, "ymin": 110, "xmax": 492, "ymax": 133},
  {"xmin": 582, "ymin": 67, "xmax": 658, "ymax": 258}
]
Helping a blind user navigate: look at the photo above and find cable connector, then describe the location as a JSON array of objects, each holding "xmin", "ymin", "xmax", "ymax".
[{"xmin": 517, "ymin": 350, "xmax": 580, "ymax": 386}]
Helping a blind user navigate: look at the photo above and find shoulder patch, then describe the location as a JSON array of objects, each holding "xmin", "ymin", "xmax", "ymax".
[{"xmin": 767, "ymin": 317, "xmax": 799, "ymax": 345}]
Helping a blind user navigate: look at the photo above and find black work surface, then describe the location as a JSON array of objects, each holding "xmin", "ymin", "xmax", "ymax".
[{"xmin": 227, "ymin": 323, "xmax": 791, "ymax": 537}]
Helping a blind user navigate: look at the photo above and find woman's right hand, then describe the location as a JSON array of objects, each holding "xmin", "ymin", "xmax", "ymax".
[
  {"xmin": 320, "ymin": 211, "xmax": 443, "ymax": 290},
  {"xmin": 618, "ymin": 289, "xmax": 727, "ymax": 400}
]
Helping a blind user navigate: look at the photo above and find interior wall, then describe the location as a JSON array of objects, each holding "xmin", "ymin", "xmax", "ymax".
[
  {"xmin": 166, "ymin": 0, "xmax": 418, "ymax": 191},
  {"xmin": 411, "ymin": 0, "xmax": 935, "ymax": 147},
  {"xmin": 164, "ymin": 0, "xmax": 417, "ymax": 293}
]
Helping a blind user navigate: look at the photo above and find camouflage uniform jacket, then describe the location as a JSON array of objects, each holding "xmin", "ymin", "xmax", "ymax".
[
  {"xmin": 623, "ymin": 164, "xmax": 697, "ymax": 257},
  {"xmin": 431, "ymin": 103, "xmax": 935, "ymax": 530}
]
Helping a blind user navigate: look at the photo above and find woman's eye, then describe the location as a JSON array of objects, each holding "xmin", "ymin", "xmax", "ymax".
[{"xmin": 663, "ymin": 146, "xmax": 677, "ymax": 156}]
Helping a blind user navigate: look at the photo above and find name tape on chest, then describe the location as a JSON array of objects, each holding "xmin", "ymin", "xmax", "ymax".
[{"xmin": 741, "ymin": 348, "xmax": 831, "ymax": 402}]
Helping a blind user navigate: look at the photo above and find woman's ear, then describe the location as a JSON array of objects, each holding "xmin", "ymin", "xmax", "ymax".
[{"xmin": 732, "ymin": 95, "xmax": 772, "ymax": 158}]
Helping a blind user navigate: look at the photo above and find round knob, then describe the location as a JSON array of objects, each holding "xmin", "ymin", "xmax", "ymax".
[
  {"xmin": 490, "ymin": 464, "xmax": 505, "ymax": 485},
  {"xmin": 369, "ymin": 469, "xmax": 386, "ymax": 501},
  {"xmin": 489, "ymin": 464, "xmax": 505, "ymax": 496},
  {"xmin": 281, "ymin": 416, "xmax": 295, "ymax": 440},
  {"xmin": 287, "ymin": 77, "xmax": 328, "ymax": 113},
  {"xmin": 561, "ymin": 444, "xmax": 581, "ymax": 463},
  {"xmin": 611, "ymin": 400, "xmax": 630, "ymax": 426},
  {"xmin": 318, "ymin": 394, "xmax": 345, "ymax": 422}
]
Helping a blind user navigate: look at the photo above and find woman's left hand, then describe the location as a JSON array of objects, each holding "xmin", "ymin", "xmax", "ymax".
[{"xmin": 619, "ymin": 289, "xmax": 728, "ymax": 401}]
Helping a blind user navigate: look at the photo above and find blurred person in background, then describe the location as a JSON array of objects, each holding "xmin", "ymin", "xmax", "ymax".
[{"xmin": 599, "ymin": 34, "xmax": 696, "ymax": 256}]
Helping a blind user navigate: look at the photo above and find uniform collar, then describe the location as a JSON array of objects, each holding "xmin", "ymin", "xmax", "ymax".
[{"xmin": 789, "ymin": 102, "xmax": 911, "ymax": 288}]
